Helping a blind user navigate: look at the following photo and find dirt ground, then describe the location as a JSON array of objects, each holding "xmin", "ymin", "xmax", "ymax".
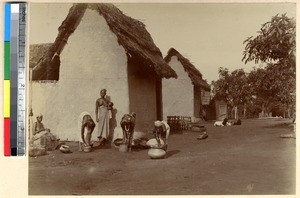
[{"xmin": 29, "ymin": 118, "xmax": 296, "ymax": 195}]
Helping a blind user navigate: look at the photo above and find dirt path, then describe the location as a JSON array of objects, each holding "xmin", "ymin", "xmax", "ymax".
[{"xmin": 29, "ymin": 118, "xmax": 296, "ymax": 195}]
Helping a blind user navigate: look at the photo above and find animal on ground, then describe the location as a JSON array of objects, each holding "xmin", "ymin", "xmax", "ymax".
[
  {"xmin": 214, "ymin": 121, "xmax": 224, "ymax": 127},
  {"xmin": 226, "ymin": 121, "xmax": 232, "ymax": 126},
  {"xmin": 233, "ymin": 119, "xmax": 242, "ymax": 125},
  {"xmin": 214, "ymin": 118, "xmax": 231, "ymax": 127},
  {"xmin": 120, "ymin": 112, "xmax": 136, "ymax": 152}
]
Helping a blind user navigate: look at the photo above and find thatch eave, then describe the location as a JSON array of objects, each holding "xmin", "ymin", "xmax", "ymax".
[
  {"xmin": 29, "ymin": 43, "xmax": 53, "ymax": 69},
  {"xmin": 165, "ymin": 48, "xmax": 210, "ymax": 90},
  {"xmin": 92, "ymin": 3, "xmax": 177, "ymax": 79}
]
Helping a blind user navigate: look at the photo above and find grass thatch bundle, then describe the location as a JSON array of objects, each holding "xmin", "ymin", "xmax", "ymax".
[{"xmin": 30, "ymin": 3, "xmax": 177, "ymax": 81}]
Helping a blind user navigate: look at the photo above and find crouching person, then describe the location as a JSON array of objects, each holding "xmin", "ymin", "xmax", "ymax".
[
  {"xmin": 120, "ymin": 112, "xmax": 136, "ymax": 152},
  {"xmin": 153, "ymin": 120, "xmax": 170, "ymax": 152},
  {"xmin": 31, "ymin": 114, "xmax": 60, "ymax": 151},
  {"xmin": 78, "ymin": 112, "xmax": 96, "ymax": 151}
]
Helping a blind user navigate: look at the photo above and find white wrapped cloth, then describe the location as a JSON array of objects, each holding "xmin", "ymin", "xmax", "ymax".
[{"xmin": 146, "ymin": 138, "xmax": 165, "ymax": 148}]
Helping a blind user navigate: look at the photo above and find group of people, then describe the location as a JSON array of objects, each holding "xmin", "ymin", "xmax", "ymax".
[
  {"xmin": 30, "ymin": 88, "xmax": 113, "ymax": 151},
  {"xmin": 81, "ymin": 89, "xmax": 170, "ymax": 152},
  {"xmin": 79, "ymin": 88, "xmax": 113, "ymax": 150},
  {"xmin": 31, "ymin": 88, "xmax": 170, "ymax": 153}
]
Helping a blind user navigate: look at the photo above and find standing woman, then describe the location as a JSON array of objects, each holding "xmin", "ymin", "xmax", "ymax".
[{"xmin": 95, "ymin": 89, "xmax": 110, "ymax": 144}]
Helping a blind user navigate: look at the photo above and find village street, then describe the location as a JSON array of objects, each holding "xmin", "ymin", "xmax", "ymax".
[{"xmin": 29, "ymin": 118, "xmax": 295, "ymax": 195}]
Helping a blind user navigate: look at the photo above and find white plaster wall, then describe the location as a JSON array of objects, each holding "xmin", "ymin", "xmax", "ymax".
[
  {"xmin": 31, "ymin": 9, "xmax": 129, "ymax": 141},
  {"xmin": 162, "ymin": 56, "xmax": 194, "ymax": 121}
]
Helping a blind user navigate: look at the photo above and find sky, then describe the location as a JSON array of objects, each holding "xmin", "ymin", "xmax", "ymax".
[{"xmin": 29, "ymin": 2, "xmax": 296, "ymax": 83}]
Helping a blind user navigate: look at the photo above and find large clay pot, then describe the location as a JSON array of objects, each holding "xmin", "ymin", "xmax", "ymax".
[{"xmin": 148, "ymin": 148, "xmax": 166, "ymax": 159}]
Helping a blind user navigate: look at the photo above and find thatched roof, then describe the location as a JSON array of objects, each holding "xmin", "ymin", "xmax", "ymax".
[
  {"xmin": 29, "ymin": 43, "xmax": 52, "ymax": 68},
  {"xmin": 31, "ymin": 3, "xmax": 177, "ymax": 80},
  {"xmin": 164, "ymin": 48, "xmax": 211, "ymax": 91}
]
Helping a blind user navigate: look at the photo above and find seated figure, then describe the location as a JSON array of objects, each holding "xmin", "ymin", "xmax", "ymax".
[{"xmin": 31, "ymin": 114, "xmax": 60, "ymax": 151}]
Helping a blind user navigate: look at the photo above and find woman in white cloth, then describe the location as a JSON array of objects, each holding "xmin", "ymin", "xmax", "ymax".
[{"xmin": 95, "ymin": 89, "xmax": 110, "ymax": 144}]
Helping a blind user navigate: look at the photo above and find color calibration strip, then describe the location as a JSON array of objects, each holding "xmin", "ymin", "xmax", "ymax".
[
  {"xmin": 4, "ymin": 3, "xmax": 11, "ymax": 156},
  {"xmin": 4, "ymin": 3, "xmax": 27, "ymax": 156}
]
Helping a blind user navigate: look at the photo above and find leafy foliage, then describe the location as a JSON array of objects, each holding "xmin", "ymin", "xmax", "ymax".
[
  {"xmin": 248, "ymin": 63, "xmax": 295, "ymax": 110},
  {"xmin": 241, "ymin": 13, "xmax": 295, "ymax": 117},
  {"xmin": 212, "ymin": 67, "xmax": 252, "ymax": 108},
  {"xmin": 212, "ymin": 14, "xmax": 296, "ymax": 118},
  {"xmin": 242, "ymin": 13, "xmax": 296, "ymax": 69},
  {"xmin": 213, "ymin": 63, "xmax": 295, "ymax": 117}
]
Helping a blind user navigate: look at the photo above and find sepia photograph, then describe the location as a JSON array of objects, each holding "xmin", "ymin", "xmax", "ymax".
[{"xmin": 27, "ymin": 2, "xmax": 296, "ymax": 195}]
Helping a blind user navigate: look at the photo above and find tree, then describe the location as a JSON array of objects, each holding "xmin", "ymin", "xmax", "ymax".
[
  {"xmin": 248, "ymin": 64, "xmax": 295, "ymax": 117},
  {"xmin": 242, "ymin": 13, "xmax": 296, "ymax": 70},
  {"xmin": 212, "ymin": 67, "xmax": 252, "ymax": 119},
  {"xmin": 242, "ymin": 14, "xmax": 296, "ymax": 118}
]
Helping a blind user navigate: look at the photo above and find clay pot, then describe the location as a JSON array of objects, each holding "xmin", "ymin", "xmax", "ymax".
[
  {"xmin": 83, "ymin": 145, "xmax": 91, "ymax": 153},
  {"xmin": 113, "ymin": 138, "xmax": 123, "ymax": 147},
  {"xmin": 197, "ymin": 133, "xmax": 208, "ymax": 140},
  {"xmin": 148, "ymin": 148, "xmax": 166, "ymax": 159},
  {"xmin": 59, "ymin": 145, "xmax": 71, "ymax": 153}
]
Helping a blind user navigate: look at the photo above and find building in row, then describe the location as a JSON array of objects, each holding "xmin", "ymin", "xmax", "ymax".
[{"xmin": 29, "ymin": 3, "xmax": 211, "ymax": 141}]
